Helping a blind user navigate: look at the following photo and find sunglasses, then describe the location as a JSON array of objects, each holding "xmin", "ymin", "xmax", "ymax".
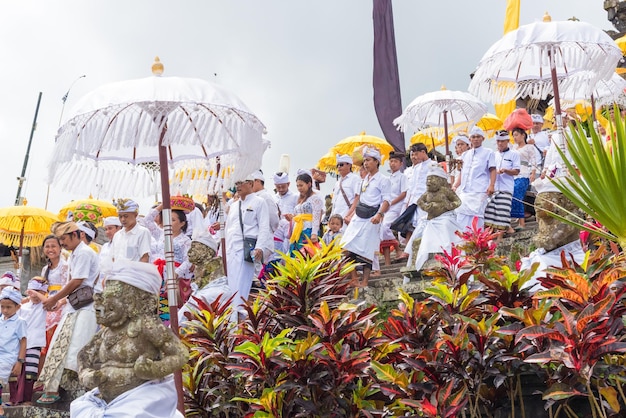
[{"xmin": 336, "ymin": 163, "xmax": 347, "ymax": 167}]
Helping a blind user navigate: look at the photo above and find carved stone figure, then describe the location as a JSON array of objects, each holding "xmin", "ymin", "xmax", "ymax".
[
  {"xmin": 534, "ymin": 192, "xmax": 583, "ymax": 252},
  {"xmin": 417, "ymin": 175, "xmax": 462, "ymax": 220},
  {"xmin": 75, "ymin": 261, "xmax": 188, "ymax": 406},
  {"xmin": 188, "ymin": 240, "xmax": 224, "ymax": 290}
]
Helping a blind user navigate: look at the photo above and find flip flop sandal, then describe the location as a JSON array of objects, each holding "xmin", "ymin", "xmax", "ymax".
[{"xmin": 36, "ymin": 394, "xmax": 61, "ymax": 404}]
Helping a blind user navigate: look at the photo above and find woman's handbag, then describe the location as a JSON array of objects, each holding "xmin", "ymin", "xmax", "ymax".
[
  {"xmin": 355, "ymin": 201, "xmax": 380, "ymax": 219},
  {"xmin": 68, "ymin": 285, "xmax": 94, "ymax": 310}
]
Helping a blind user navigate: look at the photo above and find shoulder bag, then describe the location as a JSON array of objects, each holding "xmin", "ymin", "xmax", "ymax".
[{"xmin": 239, "ymin": 201, "xmax": 258, "ymax": 263}]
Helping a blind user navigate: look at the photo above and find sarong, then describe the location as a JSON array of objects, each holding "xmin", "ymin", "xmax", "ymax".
[
  {"xmin": 511, "ymin": 178, "xmax": 529, "ymax": 219},
  {"xmin": 484, "ymin": 192, "xmax": 513, "ymax": 230}
]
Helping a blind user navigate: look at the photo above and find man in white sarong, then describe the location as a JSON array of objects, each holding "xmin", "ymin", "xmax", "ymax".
[
  {"xmin": 37, "ymin": 221, "xmax": 99, "ymax": 405},
  {"xmin": 399, "ymin": 142, "xmax": 430, "ymax": 261},
  {"xmin": 273, "ymin": 172, "xmax": 299, "ymax": 219},
  {"xmin": 331, "ymin": 154, "xmax": 360, "ymax": 228},
  {"xmin": 341, "ymin": 147, "xmax": 391, "ymax": 287},
  {"xmin": 225, "ymin": 176, "xmax": 273, "ymax": 319},
  {"xmin": 453, "ymin": 126, "xmax": 496, "ymax": 232},
  {"xmin": 380, "ymin": 151, "xmax": 407, "ymax": 265}
]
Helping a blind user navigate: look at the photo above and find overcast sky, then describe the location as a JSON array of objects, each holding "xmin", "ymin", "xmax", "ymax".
[{"xmin": 0, "ymin": 1, "xmax": 609, "ymax": 214}]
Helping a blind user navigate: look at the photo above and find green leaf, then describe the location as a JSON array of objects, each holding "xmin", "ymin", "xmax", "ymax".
[{"xmin": 542, "ymin": 382, "xmax": 583, "ymax": 401}]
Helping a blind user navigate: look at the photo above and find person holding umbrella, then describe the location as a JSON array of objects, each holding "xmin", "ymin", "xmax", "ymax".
[
  {"xmin": 341, "ymin": 147, "xmax": 391, "ymax": 288},
  {"xmin": 453, "ymin": 126, "xmax": 496, "ymax": 232}
]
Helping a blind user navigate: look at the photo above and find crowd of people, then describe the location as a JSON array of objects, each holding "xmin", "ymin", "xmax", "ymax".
[{"xmin": 0, "ymin": 112, "xmax": 557, "ymax": 412}]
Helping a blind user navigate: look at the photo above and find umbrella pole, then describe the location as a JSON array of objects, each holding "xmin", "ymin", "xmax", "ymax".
[
  {"xmin": 215, "ymin": 159, "xmax": 228, "ymax": 275},
  {"xmin": 158, "ymin": 127, "xmax": 186, "ymax": 416},
  {"xmin": 548, "ymin": 50, "xmax": 564, "ymax": 132},
  {"xmin": 443, "ymin": 110, "xmax": 450, "ymax": 172},
  {"xmin": 18, "ymin": 225, "xmax": 24, "ymax": 284}
]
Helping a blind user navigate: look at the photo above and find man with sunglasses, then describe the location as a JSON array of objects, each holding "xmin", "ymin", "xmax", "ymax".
[{"xmin": 331, "ymin": 155, "xmax": 360, "ymax": 227}]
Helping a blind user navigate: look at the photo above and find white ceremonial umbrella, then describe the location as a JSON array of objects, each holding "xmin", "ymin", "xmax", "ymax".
[
  {"xmin": 394, "ymin": 86, "xmax": 487, "ymax": 157},
  {"xmin": 47, "ymin": 58, "xmax": 268, "ymax": 413},
  {"xmin": 468, "ymin": 16, "xmax": 622, "ymax": 131}
]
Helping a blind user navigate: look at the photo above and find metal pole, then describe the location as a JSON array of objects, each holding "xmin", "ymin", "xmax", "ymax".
[
  {"xmin": 15, "ymin": 92, "xmax": 42, "ymax": 206},
  {"xmin": 45, "ymin": 75, "xmax": 86, "ymax": 209},
  {"xmin": 443, "ymin": 110, "xmax": 451, "ymax": 172},
  {"xmin": 157, "ymin": 124, "xmax": 185, "ymax": 415}
]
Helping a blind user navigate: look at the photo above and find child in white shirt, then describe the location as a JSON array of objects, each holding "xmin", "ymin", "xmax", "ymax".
[
  {"xmin": 11, "ymin": 277, "xmax": 47, "ymax": 405},
  {"xmin": 0, "ymin": 287, "xmax": 27, "ymax": 414},
  {"xmin": 322, "ymin": 214, "xmax": 343, "ymax": 246}
]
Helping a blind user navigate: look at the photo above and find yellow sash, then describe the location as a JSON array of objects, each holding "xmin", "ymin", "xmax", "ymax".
[{"xmin": 289, "ymin": 213, "xmax": 313, "ymax": 243}]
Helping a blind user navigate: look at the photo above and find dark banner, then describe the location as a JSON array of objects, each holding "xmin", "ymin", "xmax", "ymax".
[{"xmin": 373, "ymin": 0, "xmax": 405, "ymax": 153}]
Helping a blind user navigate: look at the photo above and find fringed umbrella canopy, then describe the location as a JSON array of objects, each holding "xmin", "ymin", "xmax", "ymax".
[
  {"xmin": 0, "ymin": 205, "xmax": 61, "ymax": 247},
  {"xmin": 47, "ymin": 68, "xmax": 268, "ymax": 198},
  {"xmin": 468, "ymin": 19, "xmax": 621, "ymax": 107}
]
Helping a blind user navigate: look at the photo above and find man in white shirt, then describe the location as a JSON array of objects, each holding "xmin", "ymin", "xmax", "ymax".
[
  {"xmin": 110, "ymin": 199, "xmax": 152, "ymax": 263},
  {"xmin": 341, "ymin": 147, "xmax": 391, "ymax": 287},
  {"xmin": 251, "ymin": 170, "xmax": 280, "ymax": 233},
  {"xmin": 528, "ymin": 114, "xmax": 550, "ymax": 165},
  {"xmin": 96, "ymin": 216, "xmax": 122, "ymax": 292},
  {"xmin": 398, "ymin": 142, "xmax": 430, "ymax": 261},
  {"xmin": 273, "ymin": 172, "xmax": 298, "ymax": 219},
  {"xmin": 454, "ymin": 126, "xmax": 496, "ymax": 232},
  {"xmin": 380, "ymin": 151, "xmax": 407, "ymax": 265},
  {"xmin": 331, "ymin": 154, "xmax": 360, "ymax": 226},
  {"xmin": 484, "ymin": 131, "xmax": 521, "ymax": 241},
  {"xmin": 225, "ymin": 176, "xmax": 273, "ymax": 320},
  {"xmin": 38, "ymin": 222, "xmax": 99, "ymax": 404}
]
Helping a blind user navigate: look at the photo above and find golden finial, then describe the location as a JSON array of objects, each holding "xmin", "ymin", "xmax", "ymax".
[
  {"xmin": 441, "ymin": 84, "xmax": 447, "ymax": 90},
  {"xmin": 543, "ymin": 12, "xmax": 552, "ymax": 22},
  {"xmin": 152, "ymin": 56, "xmax": 164, "ymax": 76}
]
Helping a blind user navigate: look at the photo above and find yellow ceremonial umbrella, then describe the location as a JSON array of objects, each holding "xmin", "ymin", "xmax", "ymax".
[
  {"xmin": 544, "ymin": 101, "xmax": 593, "ymax": 130},
  {"xmin": 0, "ymin": 204, "xmax": 62, "ymax": 280},
  {"xmin": 475, "ymin": 113, "xmax": 504, "ymax": 137},
  {"xmin": 58, "ymin": 198, "xmax": 118, "ymax": 226},
  {"xmin": 317, "ymin": 151, "xmax": 360, "ymax": 173},
  {"xmin": 332, "ymin": 131, "xmax": 394, "ymax": 166},
  {"xmin": 410, "ymin": 127, "xmax": 450, "ymax": 149}
]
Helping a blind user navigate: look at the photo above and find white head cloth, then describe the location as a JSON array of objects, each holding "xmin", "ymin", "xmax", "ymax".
[
  {"xmin": 273, "ymin": 172, "xmax": 290, "ymax": 185},
  {"xmin": 76, "ymin": 221, "xmax": 96, "ymax": 239},
  {"xmin": 495, "ymin": 130, "xmax": 510, "ymax": 141},
  {"xmin": 0, "ymin": 287, "xmax": 22, "ymax": 305},
  {"xmin": 427, "ymin": 162, "xmax": 449, "ymax": 180},
  {"xmin": 531, "ymin": 114, "xmax": 544, "ymax": 124},
  {"xmin": 363, "ymin": 146, "xmax": 381, "ymax": 161},
  {"xmin": 454, "ymin": 135, "xmax": 470, "ymax": 146},
  {"xmin": 0, "ymin": 272, "xmax": 18, "ymax": 289},
  {"xmin": 108, "ymin": 260, "xmax": 162, "ymax": 295},
  {"xmin": 469, "ymin": 126, "xmax": 486, "ymax": 138},
  {"xmin": 296, "ymin": 168, "xmax": 312, "ymax": 178},
  {"xmin": 103, "ymin": 216, "xmax": 122, "ymax": 227},
  {"xmin": 192, "ymin": 229, "xmax": 219, "ymax": 253},
  {"xmin": 336, "ymin": 154, "xmax": 353, "ymax": 165},
  {"xmin": 251, "ymin": 170, "xmax": 265, "ymax": 182},
  {"xmin": 28, "ymin": 278, "xmax": 48, "ymax": 292}
]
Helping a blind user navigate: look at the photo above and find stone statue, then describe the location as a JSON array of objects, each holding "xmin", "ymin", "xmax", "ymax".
[
  {"xmin": 71, "ymin": 261, "xmax": 188, "ymax": 417},
  {"xmin": 417, "ymin": 174, "xmax": 462, "ymax": 220},
  {"xmin": 534, "ymin": 192, "xmax": 582, "ymax": 251},
  {"xmin": 402, "ymin": 164, "xmax": 463, "ymax": 278},
  {"xmin": 188, "ymin": 239, "xmax": 224, "ymax": 290},
  {"xmin": 179, "ymin": 231, "xmax": 231, "ymax": 323}
]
